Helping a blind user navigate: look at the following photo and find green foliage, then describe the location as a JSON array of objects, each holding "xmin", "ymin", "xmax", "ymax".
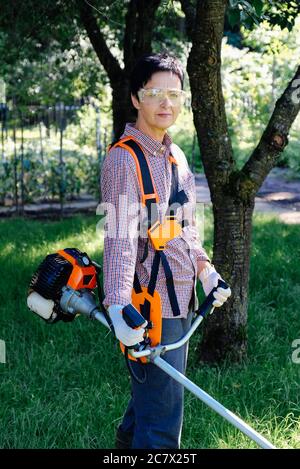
[
  {"xmin": 228, "ymin": 0, "xmax": 264, "ymax": 29},
  {"xmin": 0, "ymin": 1, "xmax": 116, "ymax": 106},
  {"xmin": 0, "ymin": 109, "xmax": 107, "ymax": 203},
  {"xmin": 227, "ymin": 0, "xmax": 300, "ymax": 31},
  {"xmin": 153, "ymin": 1, "xmax": 188, "ymax": 56},
  {"xmin": 222, "ymin": 17, "xmax": 300, "ymax": 171},
  {"xmin": 0, "ymin": 0, "xmax": 188, "ymax": 108},
  {"xmin": 0, "ymin": 0, "xmax": 299, "ymax": 192},
  {"xmin": 169, "ymin": 104, "xmax": 203, "ymax": 173},
  {"xmin": 0, "ymin": 161, "xmax": 14, "ymax": 204},
  {"xmin": 266, "ymin": 0, "xmax": 300, "ymax": 31},
  {"xmin": 1, "ymin": 38, "xmax": 107, "ymax": 107}
]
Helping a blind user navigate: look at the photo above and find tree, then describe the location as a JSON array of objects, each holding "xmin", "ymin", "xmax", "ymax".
[
  {"xmin": 1, "ymin": 0, "xmax": 299, "ymax": 362},
  {"xmin": 74, "ymin": 0, "xmax": 189, "ymax": 137},
  {"xmin": 181, "ymin": 0, "xmax": 300, "ymax": 362},
  {"xmin": 75, "ymin": 0, "xmax": 162, "ymax": 139},
  {"xmin": 1, "ymin": 1, "xmax": 179, "ymax": 137}
]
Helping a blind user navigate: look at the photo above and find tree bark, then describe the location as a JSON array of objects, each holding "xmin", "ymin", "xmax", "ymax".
[
  {"xmin": 77, "ymin": 0, "xmax": 161, "ymax": 140},
  {"xmin": 185, "ymin": 0, "xmax": 300, "ymax": 363}
]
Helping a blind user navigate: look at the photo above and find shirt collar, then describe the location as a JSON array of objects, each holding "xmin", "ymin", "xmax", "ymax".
[{"xmin": 123, "ymin": 122, "xmax": 172, "ymax": 157}]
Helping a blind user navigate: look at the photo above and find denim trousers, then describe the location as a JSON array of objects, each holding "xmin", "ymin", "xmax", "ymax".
[{"xmin": 119, "ymin": 310, "xmax": 193, "ymax": 449}]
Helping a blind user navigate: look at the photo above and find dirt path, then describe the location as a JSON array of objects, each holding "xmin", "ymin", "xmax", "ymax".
[
  {"xmin": 195, "ymin": 168, "xmax": 300, "ymax": 225},
  {"xmin": 0, "ymin": 194, "xmax": 99, "ymax": 219},
  {"xmin": 1, "ymin": 169, "xmax": 299, "ymax": 223}
]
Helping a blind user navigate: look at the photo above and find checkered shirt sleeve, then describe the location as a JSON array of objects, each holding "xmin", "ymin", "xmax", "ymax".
[{"xmin": 101, "ymin": 146, "xmax": 140, "ymax": 308}]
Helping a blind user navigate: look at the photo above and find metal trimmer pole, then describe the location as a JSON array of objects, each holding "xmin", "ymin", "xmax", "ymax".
[
  {"xmin": 93, "ymin": 290, "xmax": 277, "ymax": 450},
  {"xmin": 152, "ymin": 355, "xmax": 276, "ymax": 449}
]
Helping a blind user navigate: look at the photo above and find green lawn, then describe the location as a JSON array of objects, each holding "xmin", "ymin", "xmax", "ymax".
[{"xmin": 0, "ymin": 212, "xmax": 299, "ymax": 449}]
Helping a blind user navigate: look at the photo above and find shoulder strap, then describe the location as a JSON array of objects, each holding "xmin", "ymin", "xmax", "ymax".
[
  {"xmin": 111, "ymin": 137, "xmax": 159, "ymax": 208},
  {"xmin": 112, "ymin": 138, "xmax": 159, "ymax": 233},
  {"xmin": 167, "ymin": 155, "xmax": 189, "ymax": 214},
  {"xmin": 111, "ymin": 137, "xmax": 183, "ymax": 317}
]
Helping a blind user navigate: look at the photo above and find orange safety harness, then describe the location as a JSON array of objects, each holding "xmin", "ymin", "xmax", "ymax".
[{"xmin": 109, "ymin": 136, "xmax": 190, "ymax": 362}]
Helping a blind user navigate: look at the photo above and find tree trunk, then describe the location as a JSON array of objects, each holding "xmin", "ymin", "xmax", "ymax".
[
  {"xmin": 187, "ymin": 0, "xmax": 244, "ymax": 362},
  {"xmin": 184, "ymin": 0, "xmax": 300, "ymax": 363},
  {"xmin": 111, "ymin": 77, "xmax": 136, "ymax": 141},
  {"xmin": 77, "ymin": 0, "xmax": 161, "ymax": 140},
  {"xmin": 201, "ymin": 197, "xmax": 255, "ymax": 362}
]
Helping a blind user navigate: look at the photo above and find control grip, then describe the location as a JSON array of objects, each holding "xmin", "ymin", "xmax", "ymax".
[
  {"xmin": 122, "ymin": 304, "xmax": 147, "ymax": 329},
  {"xmin": 197, "ymin": 279, "xmax": 230, "ymax": 318}
]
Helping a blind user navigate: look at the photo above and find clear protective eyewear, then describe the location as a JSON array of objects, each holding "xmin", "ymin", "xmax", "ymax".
[{"xmin": 137, "ymin": 88, "xmax": 187, "ymax": 106}]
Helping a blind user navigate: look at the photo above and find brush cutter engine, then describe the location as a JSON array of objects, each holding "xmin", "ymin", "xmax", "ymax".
[{"xmin": 27, "ymin": 248, "xmax": 102, "ymax": 324}]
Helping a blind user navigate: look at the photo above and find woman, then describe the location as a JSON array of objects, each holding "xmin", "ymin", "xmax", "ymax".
[{"xmin": 101, "ymin": 52, "xmax": 231, "ymax": 449}]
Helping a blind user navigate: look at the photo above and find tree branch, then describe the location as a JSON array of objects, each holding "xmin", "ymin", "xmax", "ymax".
[
  {"xmin": 240, "ymin": 65, "xmax": 300, "ymax": 197},
  {"xmin": 123, "ymin": 0, "xmax": 161, "ymax": 76},
  {"xmin": 123, "ymin": 0, "xmax": 138, "ymax": 74},
  {"xmin": 179, "ymin": 0, "xmax": 196, "ymax": 41},
  {"xmin": 76, "ymin": 0, "xmax": 123, "ymax": 84},
  {"xmin": 187, "ymin": 0, "xmax": 236, "ymax": 193}
]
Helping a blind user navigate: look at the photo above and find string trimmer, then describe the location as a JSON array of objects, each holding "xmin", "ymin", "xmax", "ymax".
[{"xmin": 27, "ymin": 247, "xmax": 276, "ymax": 449}]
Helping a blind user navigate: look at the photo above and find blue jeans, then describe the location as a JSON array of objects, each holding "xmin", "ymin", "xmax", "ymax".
[{"xmin": 119, "ymin": 311, "xmax": 193, "ymax": 449}]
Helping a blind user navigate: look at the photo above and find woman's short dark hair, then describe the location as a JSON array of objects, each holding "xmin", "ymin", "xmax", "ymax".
[{"xmin": 130, "ymin": 53, "xmax": 184, "ymax": 100}]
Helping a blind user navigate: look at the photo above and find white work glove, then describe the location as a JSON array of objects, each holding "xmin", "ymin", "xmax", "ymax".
[
  {"xmin": 108, "ymin": 305, "xmax": 147, "ymax": 347},
  {"xmin": 199, "ymin": 264, "xmax": 231, "ymax": 307}
]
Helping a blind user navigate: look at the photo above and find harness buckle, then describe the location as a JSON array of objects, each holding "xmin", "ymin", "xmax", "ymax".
[{"xmin": 148, "ymin": 215, "xmax": 182, "ymax": 251}]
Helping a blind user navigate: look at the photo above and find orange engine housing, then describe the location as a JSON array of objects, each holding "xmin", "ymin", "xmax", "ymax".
[{"xmin": 57, "ymin": 249, "xmax": 97, "ymax": 291}]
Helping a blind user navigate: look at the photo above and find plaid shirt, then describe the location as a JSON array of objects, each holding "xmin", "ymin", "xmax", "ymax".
[{"xmin": 100, "ymin": 123, "xmax": 210, "ymax": 318}]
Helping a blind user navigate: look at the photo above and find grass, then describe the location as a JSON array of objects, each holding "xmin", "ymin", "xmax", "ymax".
[{"xmin": 0, "ymin": 211, "xmax": 299, "ymax": 449}]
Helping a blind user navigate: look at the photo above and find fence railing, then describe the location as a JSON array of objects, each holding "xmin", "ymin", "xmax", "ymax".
[{"xmin": 0, "ymin": 100, "xmax": 112, "ymax": 217}]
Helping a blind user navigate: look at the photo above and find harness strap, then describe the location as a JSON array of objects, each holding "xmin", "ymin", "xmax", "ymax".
[
  {"xmin": 150, "ymin": 251, "xmax": 181, "ymax": 316},
  {"xmin": 167, "ymin": 155, "xmax": 189, "ymax": 215},
  {"xmin": 159, "ymin": 251, "xmax": 181, "ymax": 316},
  {"xmin": 112, "ymin": 138, "xmax": 159, "ymax": 213},
  {"xmin": 112, "ymin": 137, "xmax": 186, "ymax": 318}
]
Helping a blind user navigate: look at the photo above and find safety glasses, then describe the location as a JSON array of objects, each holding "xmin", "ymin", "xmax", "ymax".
[{"xmin": 137, "ymin": 88, "xmax": 187, "ymax": 106}]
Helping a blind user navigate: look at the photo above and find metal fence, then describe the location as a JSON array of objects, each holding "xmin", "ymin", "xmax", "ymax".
[{"xmin": 0, "ymin": 100, "xmax": 111, "ymax": 217}]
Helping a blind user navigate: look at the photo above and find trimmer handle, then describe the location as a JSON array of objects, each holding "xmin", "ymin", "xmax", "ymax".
[
  {"xmin": 122, "ymin": 304, "xmax": 147, "ymax": 329},
  {"xmin": 197, "ymin": 279, "xmax": 230, "ymax": 318}
]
